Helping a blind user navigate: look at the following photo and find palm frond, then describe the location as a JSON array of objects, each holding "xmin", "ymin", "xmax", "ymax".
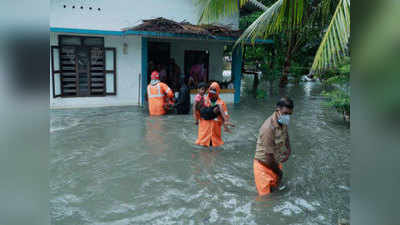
[
  {"xmin": 233, "ymin": 0, "xmax": 305, "ymax": 48},
  {"xmin": 311, "ymin": 0, "xmax": 350, "ymax": 73},
  {"xmin": 197, "ymin": 0, "xmax": 251, "ymax": 24},
  {"xmin": 247, "ymin": 0, "xmax": 268, "ymax": 11}
]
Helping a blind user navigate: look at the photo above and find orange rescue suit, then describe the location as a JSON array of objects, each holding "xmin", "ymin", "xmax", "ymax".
[
  {"xmin": 253, "ymin": 159, "xmax": 283, "ymax": 195},
  {"xmin": 195, "ymin": 82, "xmax": 229, "ymax": 147},
  {"xmin": 147, "ymin": 82, "xmax": 174, "ymax": 116}
]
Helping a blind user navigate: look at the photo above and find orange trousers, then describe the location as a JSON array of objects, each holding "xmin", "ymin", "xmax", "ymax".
[{"xmin": 253, "ymin": 159, "xmax": 283, "ymax": 196}]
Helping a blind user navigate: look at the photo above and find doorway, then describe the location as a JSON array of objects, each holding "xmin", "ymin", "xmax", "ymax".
[
  {"xmin": 184, "ymin": 50, "xmax": 209, "ymax": 89},
  {"xmin": 147, "ymin": 41, "xmax": 170, "ymax": 84}
]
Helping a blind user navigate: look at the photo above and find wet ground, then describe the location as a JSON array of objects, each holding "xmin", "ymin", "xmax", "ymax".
[{"xmin": 50, "ymin": 82, "xmax": 350, "ymax": 225}]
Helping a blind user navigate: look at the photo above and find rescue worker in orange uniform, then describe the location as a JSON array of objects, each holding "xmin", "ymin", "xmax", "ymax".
[
  {"xmin": 254, "ymin": 97, "xmax": 294, "ymax": 196},
  {"xmin": 147, "ymin": 70, "xmax": 174, "ymax": 116},
  {"xmin": 195, "ymin": 82, "xmax": 231, "ymax": 147}
]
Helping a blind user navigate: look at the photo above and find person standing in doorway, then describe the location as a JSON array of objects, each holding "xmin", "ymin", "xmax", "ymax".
[
  {"xmin": 168, "ymin": 58, "xmax": 181, "ymax": 90},
  {"xmin": 189, "ymin": 59, "xmax": 207, "ymax": 88},
  {"xmin": 253, "ymin": 97, "xmax": 294, "ymax": 196},
  {"xmin": 159, "ymin": 64, "xmax": 168, "ymax": 84},
  {"xmin": 147, "ymin": 70, "xmax": 174, "ymax": 116},
  {"xmin": 176, "ymin": 76, "xmax": 190, "ymax": 114}
]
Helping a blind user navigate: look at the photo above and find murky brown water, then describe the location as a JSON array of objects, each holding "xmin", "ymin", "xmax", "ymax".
[{"xmin": 50, "ymin": 82, "xmax": 350, "ymax": 225}]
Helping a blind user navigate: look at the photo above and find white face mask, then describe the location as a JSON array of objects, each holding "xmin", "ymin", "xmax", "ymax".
[
  {"xmin": 278, "ymin": 111, "xmax": 291, "ymax": 125},
  {"xmin": 278, "ymin": 115, "xmax": 290, "ymax": 125}
]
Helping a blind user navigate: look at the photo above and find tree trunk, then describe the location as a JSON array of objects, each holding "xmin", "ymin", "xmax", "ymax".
[
  {"xmin": 280, "ymin": 53, "xmax": 291, "ymax": 88},
  {"xmin": 269, "ymin": 46, "xmax": 276, "ymax": 94},
  {"xmin": 280, "ymin": 31, "xmax": 298, "ymax": 88},
  {"xmin": 253, "ymin": 72, "xmax": 259, "ymax": 96}
]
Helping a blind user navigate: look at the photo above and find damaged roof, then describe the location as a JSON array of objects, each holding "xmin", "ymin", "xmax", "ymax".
[{"xmin": 122, "ymin": 17, "xmax": 242, "ymax": 38}]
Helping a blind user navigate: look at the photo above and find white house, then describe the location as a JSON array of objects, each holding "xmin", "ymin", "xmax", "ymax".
[{"xmin": 50, "ymin": 0, "xmax": 272, "ymax": 109}]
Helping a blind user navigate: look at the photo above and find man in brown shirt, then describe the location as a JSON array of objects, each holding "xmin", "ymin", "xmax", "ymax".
[{"xmin": 254, "ymin": 97, "xmax": 294, "ymax": 195}]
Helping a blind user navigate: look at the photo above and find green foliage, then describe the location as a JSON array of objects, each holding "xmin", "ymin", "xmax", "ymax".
[
  {"xmin": 288, "ymin": 61, "xmax": 308, "ymax": 83},
  {"xmin": 256, "ymin": 89, "xmax": 267, "ymax": 99},
  {"xmin": 322, "ymin": 89, "xmax": 350, "ymax": 115},
  {"xmin": 311, "ymin": 0, "xmax": 350, "ymax": 72},
  {"xmin": 318, "ymin": 56, "xmax": 350, "ymax": 84},
  {"xmin": 321, "ymin": 56, "xmax": 350, "ymax": 118},
  {"xmin": 242, "ymin": 75, "xmax": 255, "ymax": 94},
  {"xmin": 260, "ymin": 62, "xmax": 279, "ymax": 82},
  {"xmin": 198, "ymin": 0, "xmax": 350, "ymax": 77}
]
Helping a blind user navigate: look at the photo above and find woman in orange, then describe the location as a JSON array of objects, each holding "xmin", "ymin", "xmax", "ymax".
[
  {"xmin": 147, "ymin": 71, "xmax": 174, "ymax": 116},
  {"xmin": 195, "ymin": 82, "xmax": 231, "ymax": 147}
]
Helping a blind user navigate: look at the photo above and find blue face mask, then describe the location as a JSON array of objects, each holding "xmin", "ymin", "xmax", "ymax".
[{"xmin": 278, "ymin": 114, "xmax": 291, "ymax": 125}]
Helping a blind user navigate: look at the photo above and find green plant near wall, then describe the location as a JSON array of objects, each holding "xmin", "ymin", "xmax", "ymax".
[
  {"xmin": 322, "ymin": 88, "xmax": 350, "ymax": 116},
  {"xmin": 260, "ymin": 63, "xmax": 279, "ymax": 82},
  {"xmin": 321, "ymin": 56, "xmax": 350, "ymax": 80},
  {"xmin": 256, "ymin": 89, "xmax": 267, "ymax": 99},
  {"xmin": 321, "ymin": 57, "xmax": 350, "ymax": 121}
]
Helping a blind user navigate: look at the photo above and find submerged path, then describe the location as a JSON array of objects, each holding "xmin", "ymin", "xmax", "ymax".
[{"xmin": 50, "ymin": 82, "xmax": 350, "ymax": 225}]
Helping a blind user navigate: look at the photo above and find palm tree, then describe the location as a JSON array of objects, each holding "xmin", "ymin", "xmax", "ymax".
[{"xmin": 197, "ymin": 0, "xmax": 350, "ymax": 85}]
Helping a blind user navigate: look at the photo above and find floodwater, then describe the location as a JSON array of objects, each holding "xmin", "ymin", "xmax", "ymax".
[{"xmin": 50, "ymin": 82, "xmax": 350, "ymax": 225}]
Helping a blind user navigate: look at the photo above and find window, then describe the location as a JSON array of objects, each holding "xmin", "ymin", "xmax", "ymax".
[{"xmin": 51, "ymin": 35, "xmax": 116, "ymax": 98}]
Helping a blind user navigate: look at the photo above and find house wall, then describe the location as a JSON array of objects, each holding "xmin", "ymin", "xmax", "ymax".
[
  {"xmin": 50, "ymin": 0, "xmax": 238, "ymax": 31},
  {"xmin": 149, "ymin": 38, "xmax": 226, "ymax": 82},
  {"xmin": 50, "ymin": 32, "xmax": 143, "ymax": 109}
]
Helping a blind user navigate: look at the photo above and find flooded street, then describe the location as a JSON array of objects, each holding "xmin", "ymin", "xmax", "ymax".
[{"xmin": 50, "ymin": 82, "xmax": 350, "ymax": 225}]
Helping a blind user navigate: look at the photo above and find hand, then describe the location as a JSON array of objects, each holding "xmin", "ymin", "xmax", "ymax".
[
  {"xmin": 225, "ymin": 121, "xmax": 235, "ymax": 127},
  {"xmin": 213, "ymin": 107, "xmax": 220, "ymax": 114},
  {"xmin": 280, "ymin": 148, "xmax": 291, "ymax": 163},
  {"xmin": 276, "ymin": 169, "xmax": 283, "ymax": 182},
  {"xmin": 223, "ymin": 124, "xmax": 231, "ymax": 133}
]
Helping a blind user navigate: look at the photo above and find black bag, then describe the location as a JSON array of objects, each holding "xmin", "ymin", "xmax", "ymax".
[{"xmin": 200, "ymin": 105, "xmax": 219, "ymax": 120}]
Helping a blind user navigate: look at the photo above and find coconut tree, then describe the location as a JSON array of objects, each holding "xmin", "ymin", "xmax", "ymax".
[{"xmin": 197, "ymin": 0, "xmax": 350, "ymax": 86}]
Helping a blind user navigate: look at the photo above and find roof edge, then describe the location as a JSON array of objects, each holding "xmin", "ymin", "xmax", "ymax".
[{"xmin": 50, "ymin": 27, "xmax": 273, "ymax": 44}]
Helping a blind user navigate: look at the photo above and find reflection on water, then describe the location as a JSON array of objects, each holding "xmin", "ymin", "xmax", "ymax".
[{"xmin": 50, "ymin": 82, "xmax": 350, "ymax": 225}]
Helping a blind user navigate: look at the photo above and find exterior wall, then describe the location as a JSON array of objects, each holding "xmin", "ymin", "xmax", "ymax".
[
  {"xmin": 150, "ymin": 38, "xmax": 226, "ymax": 82},
  {"xmin": 50, "ymin": 32, "xmax": 142, "ymax": 109},
  {"xmin": 50, "ymin": 0, "xmax": 238, "ymax": 31}
]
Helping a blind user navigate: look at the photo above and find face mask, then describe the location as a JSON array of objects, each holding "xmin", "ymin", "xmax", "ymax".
[{"xmin": 278, "ymin": 114, "xmax": 291, "ymax": 125}]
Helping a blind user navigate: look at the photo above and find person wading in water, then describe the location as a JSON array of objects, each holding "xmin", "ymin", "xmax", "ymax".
[
  {"xmin": 195, "ymin": 82, "xmax": 233, "ymax": 147},
  {"xmin": 146, "ymin": 71, "xmax": 174, "ymax": 116},
  {"xmin": 253, "ymin": 97, "xmax": 294, "ymax": 195}
]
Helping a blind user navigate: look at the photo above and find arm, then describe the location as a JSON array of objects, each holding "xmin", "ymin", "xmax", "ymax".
[
  {"xmin": 193, "ymin": 102, "xmax": 198, "ymax": 123},
  {"xmin": 162, "ymin": 84, "xmax": 174, "ymax": 99},
  {"xmin": 193, "ymin": 97, "xmax": 200, "ymax": 124},
  {"xmin": 176, "ymin": 87, "xmax": 184, "ymax": 106},
  {"xmin": 259, "ymin": 126, "xmax": 282, "ymax": 179},
  {"xmin": 217, "ymin": 102, "xmax": 232, "ymax": 124},
  {"xmin": 217, "ymin": 104, "xmax": 229, "ymax": 123},
  {"xmin": 281, "ymin": 133, "xmax": 291, "ymax": 163},
  {"xmin": 216, "ymin": 102, "xmax": 234, "ymax": 132},
  {"xmin": 265, "ymin": 153, "xmax": 283, "ymax": 180}
]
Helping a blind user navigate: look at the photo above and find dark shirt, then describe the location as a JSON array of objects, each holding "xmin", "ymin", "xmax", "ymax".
[
  {"xmin": 199, "ymin": 105, "xmax": 219, "ymax": 120},
  {"xmin": 176, "ymin": 83, "xmax": 190, "ymax": 114}
]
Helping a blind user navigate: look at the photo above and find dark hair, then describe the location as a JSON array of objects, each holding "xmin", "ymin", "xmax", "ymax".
[
  {"xmin": 277, "ymin": 97, "xmax": 294, "ymax": 109},
  {"xmin": 198, "ymin": 82, "xmax": 207, "ymax": 89}
]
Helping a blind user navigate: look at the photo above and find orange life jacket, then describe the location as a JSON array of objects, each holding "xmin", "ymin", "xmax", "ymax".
[
  {"xmin": 195, "ymin": 82, "xmax": 229, "ymax": 147},
  {"xmin": 147, "ymin": 82, "xmax": 174, "ymax": 116}
]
